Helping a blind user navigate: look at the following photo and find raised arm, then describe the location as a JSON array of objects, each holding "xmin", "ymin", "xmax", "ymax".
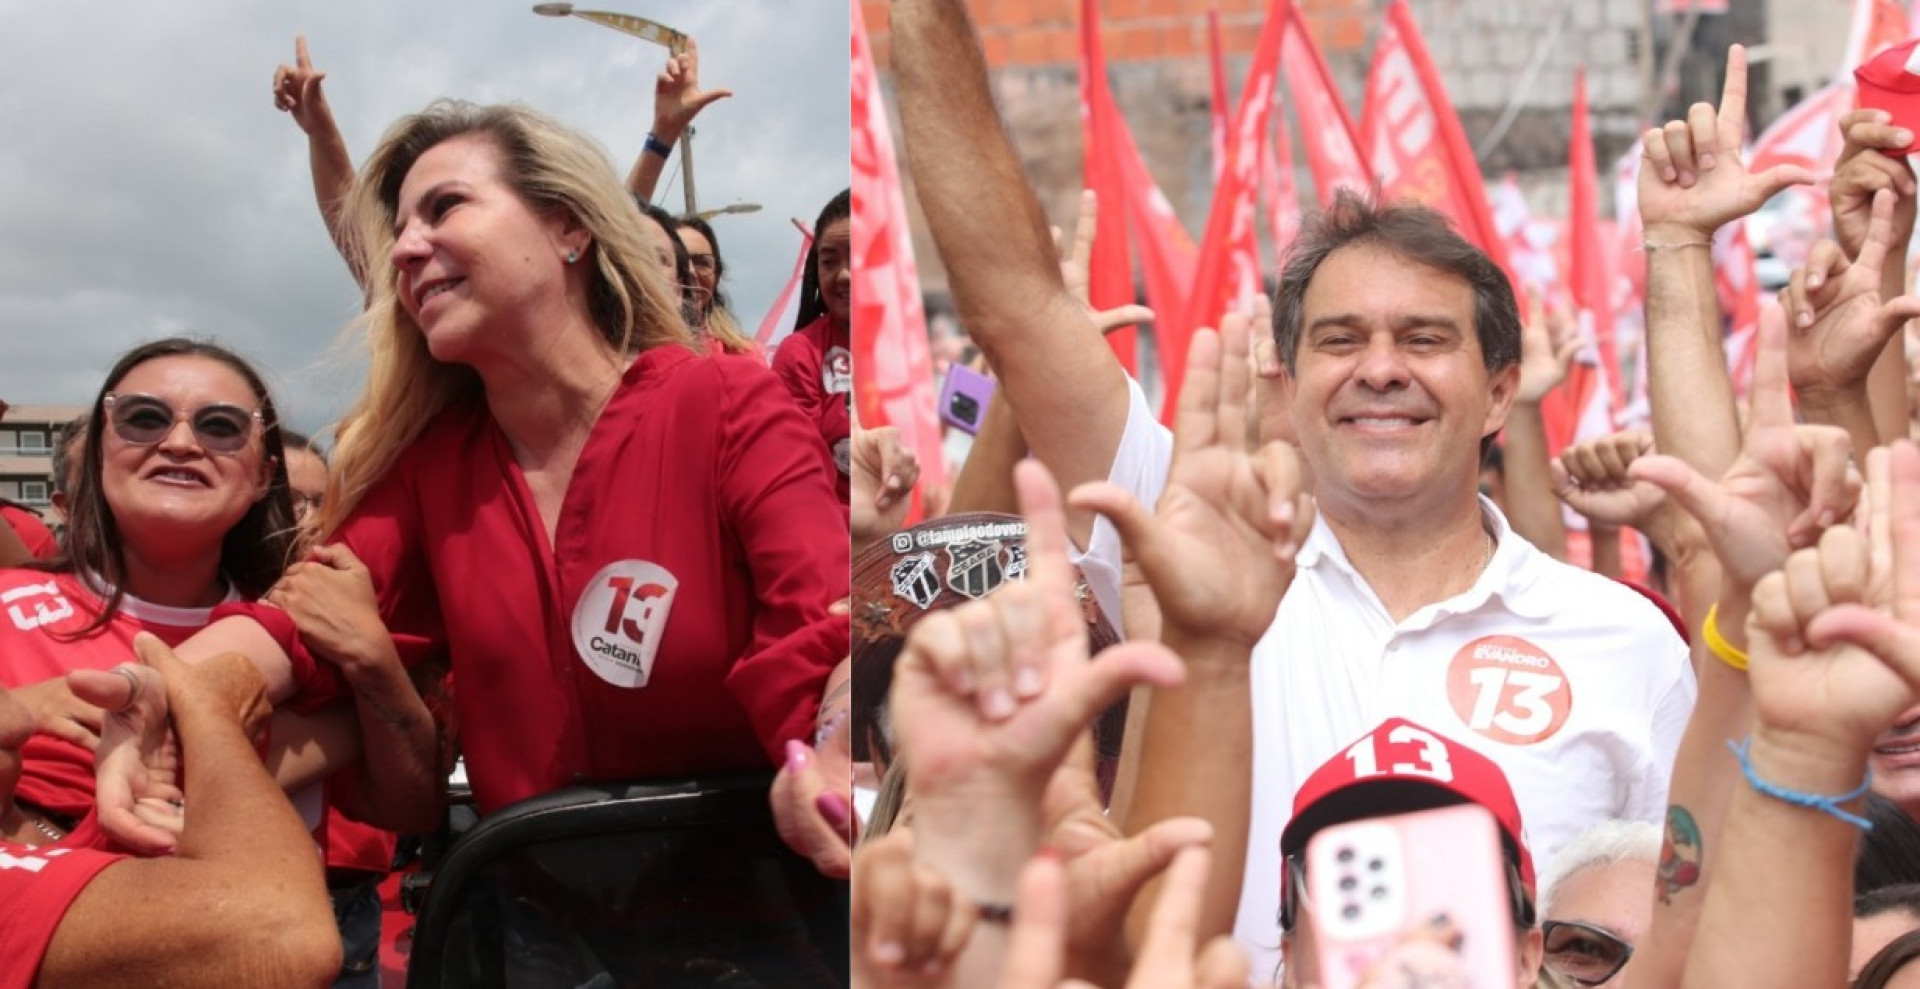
[
  {"xmin": 273, "ymin": 35, "xmax": 360, "ymax": 285},
  {"xmin": 1682, "ymin": 442, "xmax": 1920, "ymax": 988},
  {"xmin": 625, "ymin": 37, "xmax": 731, "ymax": 203},
  {"xmin": 265, "ymin": 543, "xmax": 443, "ymax": 834},
  {"xmin": 890, "ymin": 0, "xmax": 1132, "ymax": 547},
  {"xmin": 40, "ymin": 638, "xmax": 340, "ymax": 988},
  {"xmin": 1074, "ymin": 314, "xmax": 1311, "ymax": 945},
  {"xmin": 1502, "ymin": 301, "xmax": 1580, "ymax": 560},
  {"xmin": 1623, "ymin": 300, "xmax": 1861, "ymax": 986},
  {"xmin": 1828, "ymin": 109, "xmax": 1918, "ymax": 444},
  {"xmin": 1638, "ymin": 44, "xmax": 1812, "ymax": 480}
]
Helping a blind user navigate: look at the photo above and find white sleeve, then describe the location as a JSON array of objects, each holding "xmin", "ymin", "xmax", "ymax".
[
  {"xmin": 1070, "ymin": 375, "xmax": 1173, "ymax": 640},
  {"xmin": 1626, "ymin": 637, "xmax": 1698, "ymax": 823}
]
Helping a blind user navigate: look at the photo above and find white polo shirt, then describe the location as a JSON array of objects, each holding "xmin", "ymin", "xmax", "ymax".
[{"xmin": 1073, "ymin": 378, "xmax": 1696, "ymax": 978}]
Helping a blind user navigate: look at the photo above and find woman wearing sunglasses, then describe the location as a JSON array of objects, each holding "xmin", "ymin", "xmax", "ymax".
[
  {"xmin": 0, "ymin": 338, "xmax": 301, "ymax": 841},
  {"xmin": 101, "ymin": 103, "xmax": 849, "ymax": 873},
  {"xmin": 1536, "ymin": 820, "xmax": 1657, "ymax": 987}
]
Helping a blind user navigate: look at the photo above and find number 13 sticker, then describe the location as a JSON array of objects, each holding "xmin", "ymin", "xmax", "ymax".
[{"xmin": 1445, "ymin": 635, "xmax": 1571, "ymax": 745}]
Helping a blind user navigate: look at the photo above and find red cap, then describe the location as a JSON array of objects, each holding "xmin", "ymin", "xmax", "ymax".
[
  {"xmin": 1280, "ymin": 718, "xmax": 1535, "ymax": 895},
  {"xmin": 1856, "ymin": 39, "xmax": 1920, "ymax": 156}
]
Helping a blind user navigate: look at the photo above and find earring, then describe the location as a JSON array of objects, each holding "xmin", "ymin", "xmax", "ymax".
[{"xmin": 566, "ymin": 250, "xmax": 580, "ymax": 264}]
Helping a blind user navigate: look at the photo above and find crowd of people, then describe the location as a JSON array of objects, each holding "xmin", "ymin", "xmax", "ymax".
[
  {"xmin": 0, "ymin": 29, "xmax": 856, "ymax": 989},
  {"xmin": 846, "ymin": 1, "xmax": 1920, "ymax": 987}
]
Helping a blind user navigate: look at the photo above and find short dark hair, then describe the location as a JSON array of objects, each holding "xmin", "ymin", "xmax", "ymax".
[
  {"xmin": 1857, "ymin": 882, "xmax": 1920, "ymax": 920},
  {"xmin": 1272, "ymin": 189, "xmax": 1522, "ymax": 377},
  {"xmin": 632, "ymin": 197, "xmax": 698, "ymax": 323},
  {"xmin": 1860, "ymin": 795, "xmax": 1920, "ymax": 895}
]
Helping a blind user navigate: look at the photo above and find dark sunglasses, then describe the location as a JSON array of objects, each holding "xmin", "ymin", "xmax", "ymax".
[
  {"xmin": 1541, "ymin": 919, "xmax": 1633, "ymax": 986},
  {"xmin": 104, "ymin": 393, "xmax": 263, "ymax": 456}
]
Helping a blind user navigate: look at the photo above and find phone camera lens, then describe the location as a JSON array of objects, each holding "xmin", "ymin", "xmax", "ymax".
[
  {"xmin": 1371, "ymin": 886, "xmax": 1387, "ymax": 900},
  {"xmin": 1336, "ymin": 847, "xmax": 1354, "ymax": 864},
  {"xmin": 1341, "ymin": 905, "xmax": 1360, "ymax": 920},
  {"xmin": 1368, "ymin": 858, "xmax": 1384, "ymax": 872},
  {"xmin": 1338, "ymin": 876, "xmax": 1357, "ymax": 892}
]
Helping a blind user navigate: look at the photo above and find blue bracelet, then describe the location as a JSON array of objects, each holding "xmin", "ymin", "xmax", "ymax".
[
  {"xmin": 644, "ymin": 132, "xmax": 674, "ymax": 159},
  {"xmin": 1728, "ymin": 737, "xmax": 1874, "ymax": 830}
]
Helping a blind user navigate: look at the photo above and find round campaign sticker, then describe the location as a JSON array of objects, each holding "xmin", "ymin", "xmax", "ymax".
[
  {"xmin": 570, "ymin": 559, "xmax": 679, "ymax": 689},
  {"xmin": 1445, "ymin": 635, "xmax": 1571, "ymax": 746}
]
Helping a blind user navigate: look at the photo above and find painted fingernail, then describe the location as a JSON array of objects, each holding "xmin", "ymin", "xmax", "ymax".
[
  {"xmin": 1013, "ymin": 666, "xmax": 1043, "ymax": 698},
  {"xmin": 817, "ymin": 791, "xmax": 852, "ymax": 830},
  {"xmin": 887, "ymin": 474, "xmax": 903, "ymax": 490},
  {"xmin": 786, "ymin": 739, "xmax": 811, "ymax": 772},
  {"xmin": 982, "ymin": 688, "xmax": 1016, "ymax": 719}
]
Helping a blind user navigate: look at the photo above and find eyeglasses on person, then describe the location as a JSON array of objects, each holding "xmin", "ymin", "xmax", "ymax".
[
  {"xmin": 1541, "ymin": 919, "xmax": 1633, "ymax": 986},
  {"xmin": 103, "ymin": 393, "xmax": 264, "ymax": 456}
]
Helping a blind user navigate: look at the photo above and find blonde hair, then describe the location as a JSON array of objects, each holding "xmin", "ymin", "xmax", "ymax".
[
  {"xmin": 318, "ymin": 101, "xmax": 692, "ymax": 536},
  {"xmin": 703, "ymin": 305, "xmax": 758, "ymax": 356}
]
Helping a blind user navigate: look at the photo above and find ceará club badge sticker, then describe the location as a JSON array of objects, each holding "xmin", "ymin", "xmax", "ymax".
[
  {"xmin": 1445, "ymin": 635, "xmax": 1571, "ymax": 745},
  {"xmin": 571, "ymin": 560, "xmax": 679, "ymax": 689}
]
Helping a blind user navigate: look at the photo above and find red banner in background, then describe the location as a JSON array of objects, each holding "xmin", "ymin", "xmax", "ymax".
[
  {"xmin": 1207, "ymin": 6, "xmax": 1231, "ymax": 183},
  {"xmin": 1263, "ymin": 117, "xmax": 1303, "ymax": 260},
  {"xmin": 851, "ymin": 0, "xmax": 946, "ymax": 496},
  {"xmin": 755, "ymin": 220, "xmax": 815, "ymax": 355},
  {"xmin": 1559, "ymin": 68, "xmax": 1620, "ymax": 454},
  {"xmin": 1715, "ymin": 220, "xmax": 1764, "ymax": 398},
  {"xmin": 1282, "ymin": 3, "xmax": 1371, "ymax": 203},
  {"xmin": 1171, "ymin": 0, "xmax": 1287, "ymax": 421},
  {"xmin": 1079, "ymin": 0, "xmax": 1138, "ymax": 373},
  {"xmin": 1361, "ymin": 0, "xmax": 1520, "ymax": 304}
]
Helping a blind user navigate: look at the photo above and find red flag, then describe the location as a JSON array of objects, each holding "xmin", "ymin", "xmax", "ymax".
[
  {"xmin": 1081, "ymin": 0, "xmax": 1199, "ymax": 396},
  {"xmin": 1281, "ymin": 4, "xmax": 1371, "ymax": 203},
  {"xmin": 1204, "ymin": 2, "xmax": 1263, "ymax": 327},
  {"xmin": 1262, "ymin": 119, "xmax": 1303, "ymax": 257},
  {"xmin": 1361, "ymin": 0, "xmax": 1520, "ymax": 299},
  {"xmin": 755, "ymin": 218, "xmax": 815, "ymax": 355},
  {"xmin": 1172, "ymin": 0, "xmax": 1287, "ymax": 420},
  {"xmin": 1559, "ymin": 69, "xmax": 1620, "ymax": 450},
  {"xmin": 1079, "ymin": 0, "xmax": 1138, "ymax": 373},
  {"xmin": 1490, "ymin": 174, "xmax": 1561, "ymax": 301},
  {"xmin": 851, "ymin": 0, "xmax": 946, "ymax": 491}
]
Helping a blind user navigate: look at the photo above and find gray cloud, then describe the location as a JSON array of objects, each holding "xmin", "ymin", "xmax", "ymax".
[{"xmin": 0, "ymin": 0, "xmax": 850, "ymax": 434}]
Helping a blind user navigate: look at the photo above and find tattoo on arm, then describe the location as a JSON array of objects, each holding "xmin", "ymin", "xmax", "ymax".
[{"xmin": 1657, "ymin": 805, "xmax": 1704, "ymax": 905}]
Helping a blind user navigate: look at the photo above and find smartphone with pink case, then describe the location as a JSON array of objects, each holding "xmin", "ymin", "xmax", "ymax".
[{"xmin": 1304, "ymin": 804, "xmax": 1518, "ymax": 989}]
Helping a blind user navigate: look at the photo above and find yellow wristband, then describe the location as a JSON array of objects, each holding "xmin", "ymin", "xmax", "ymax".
[{"xmin": 1703, "ymin": 603, "xmax": 1749, "ymax": 672}]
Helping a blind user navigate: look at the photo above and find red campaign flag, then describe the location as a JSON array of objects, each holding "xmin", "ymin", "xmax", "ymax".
[
  {"xmin": 850, "ymin": 0, "xmax": 946, "ymax": 493},
  {"xmin": 755, "ymin": 218, "xmax": 816, "ymax": 356},
  {"xmin": 1079, "ymin": 0, "xmax": 1139, "ymax": 373},
  {"xmin": 1556, "ymin": 68, "xmax": 1621, "ymax": 453},
  {"xmin": 1490, "ymin": 173, "xmax": 1562, "ymax": 301},
  {"xmin": 1262, "ymin": 117, "xmax": 1303, "ymax": 258},
  {"xmin": 1750, "ymin": 81, "xmax": 1854, "ymax": 229},
  {"xmin": 1171, "ymin": 0, "xmax": 1287, "ymax": 421},
  {"xmin": 1281, "ymin": 3, "xmax": 1371, "ymax": 203},
  {"xmin": 1361, "ymin": 0, "xmax": 1521, "ymax": 302},
  {"xmin": 1205, "ymin": 2, "xmax": 1264, "ymax": 325}
]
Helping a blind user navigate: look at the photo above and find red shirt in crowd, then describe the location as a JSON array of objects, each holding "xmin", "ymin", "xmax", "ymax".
[
  {"xmin": 772, "ymin": 315, "xmax": 851, "ymax": 508},
  {"xmin": 1, "ymin": 506, "xmax": 57, "ymax": 560},
  {"xmin": 229, "ymin": 346, "xmax": 849, "ymax": 815},
  {"xmin": 0, "ymin": 571, "xmax": 249, "ymax": 821},
  {"xmin": 0, "ymin": 817, "xmax": 125, "ymax": 989}
]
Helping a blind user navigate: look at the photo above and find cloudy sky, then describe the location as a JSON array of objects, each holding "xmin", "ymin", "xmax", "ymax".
[{"xmin": 0, "ymin": 0, "xmax": 849, "ymax": 434}]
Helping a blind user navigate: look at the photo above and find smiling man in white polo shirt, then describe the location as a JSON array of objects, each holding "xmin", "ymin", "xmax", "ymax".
[{"xmin": 1077, "ymin": 193, "xmax": 1694, "ymax": 977}]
